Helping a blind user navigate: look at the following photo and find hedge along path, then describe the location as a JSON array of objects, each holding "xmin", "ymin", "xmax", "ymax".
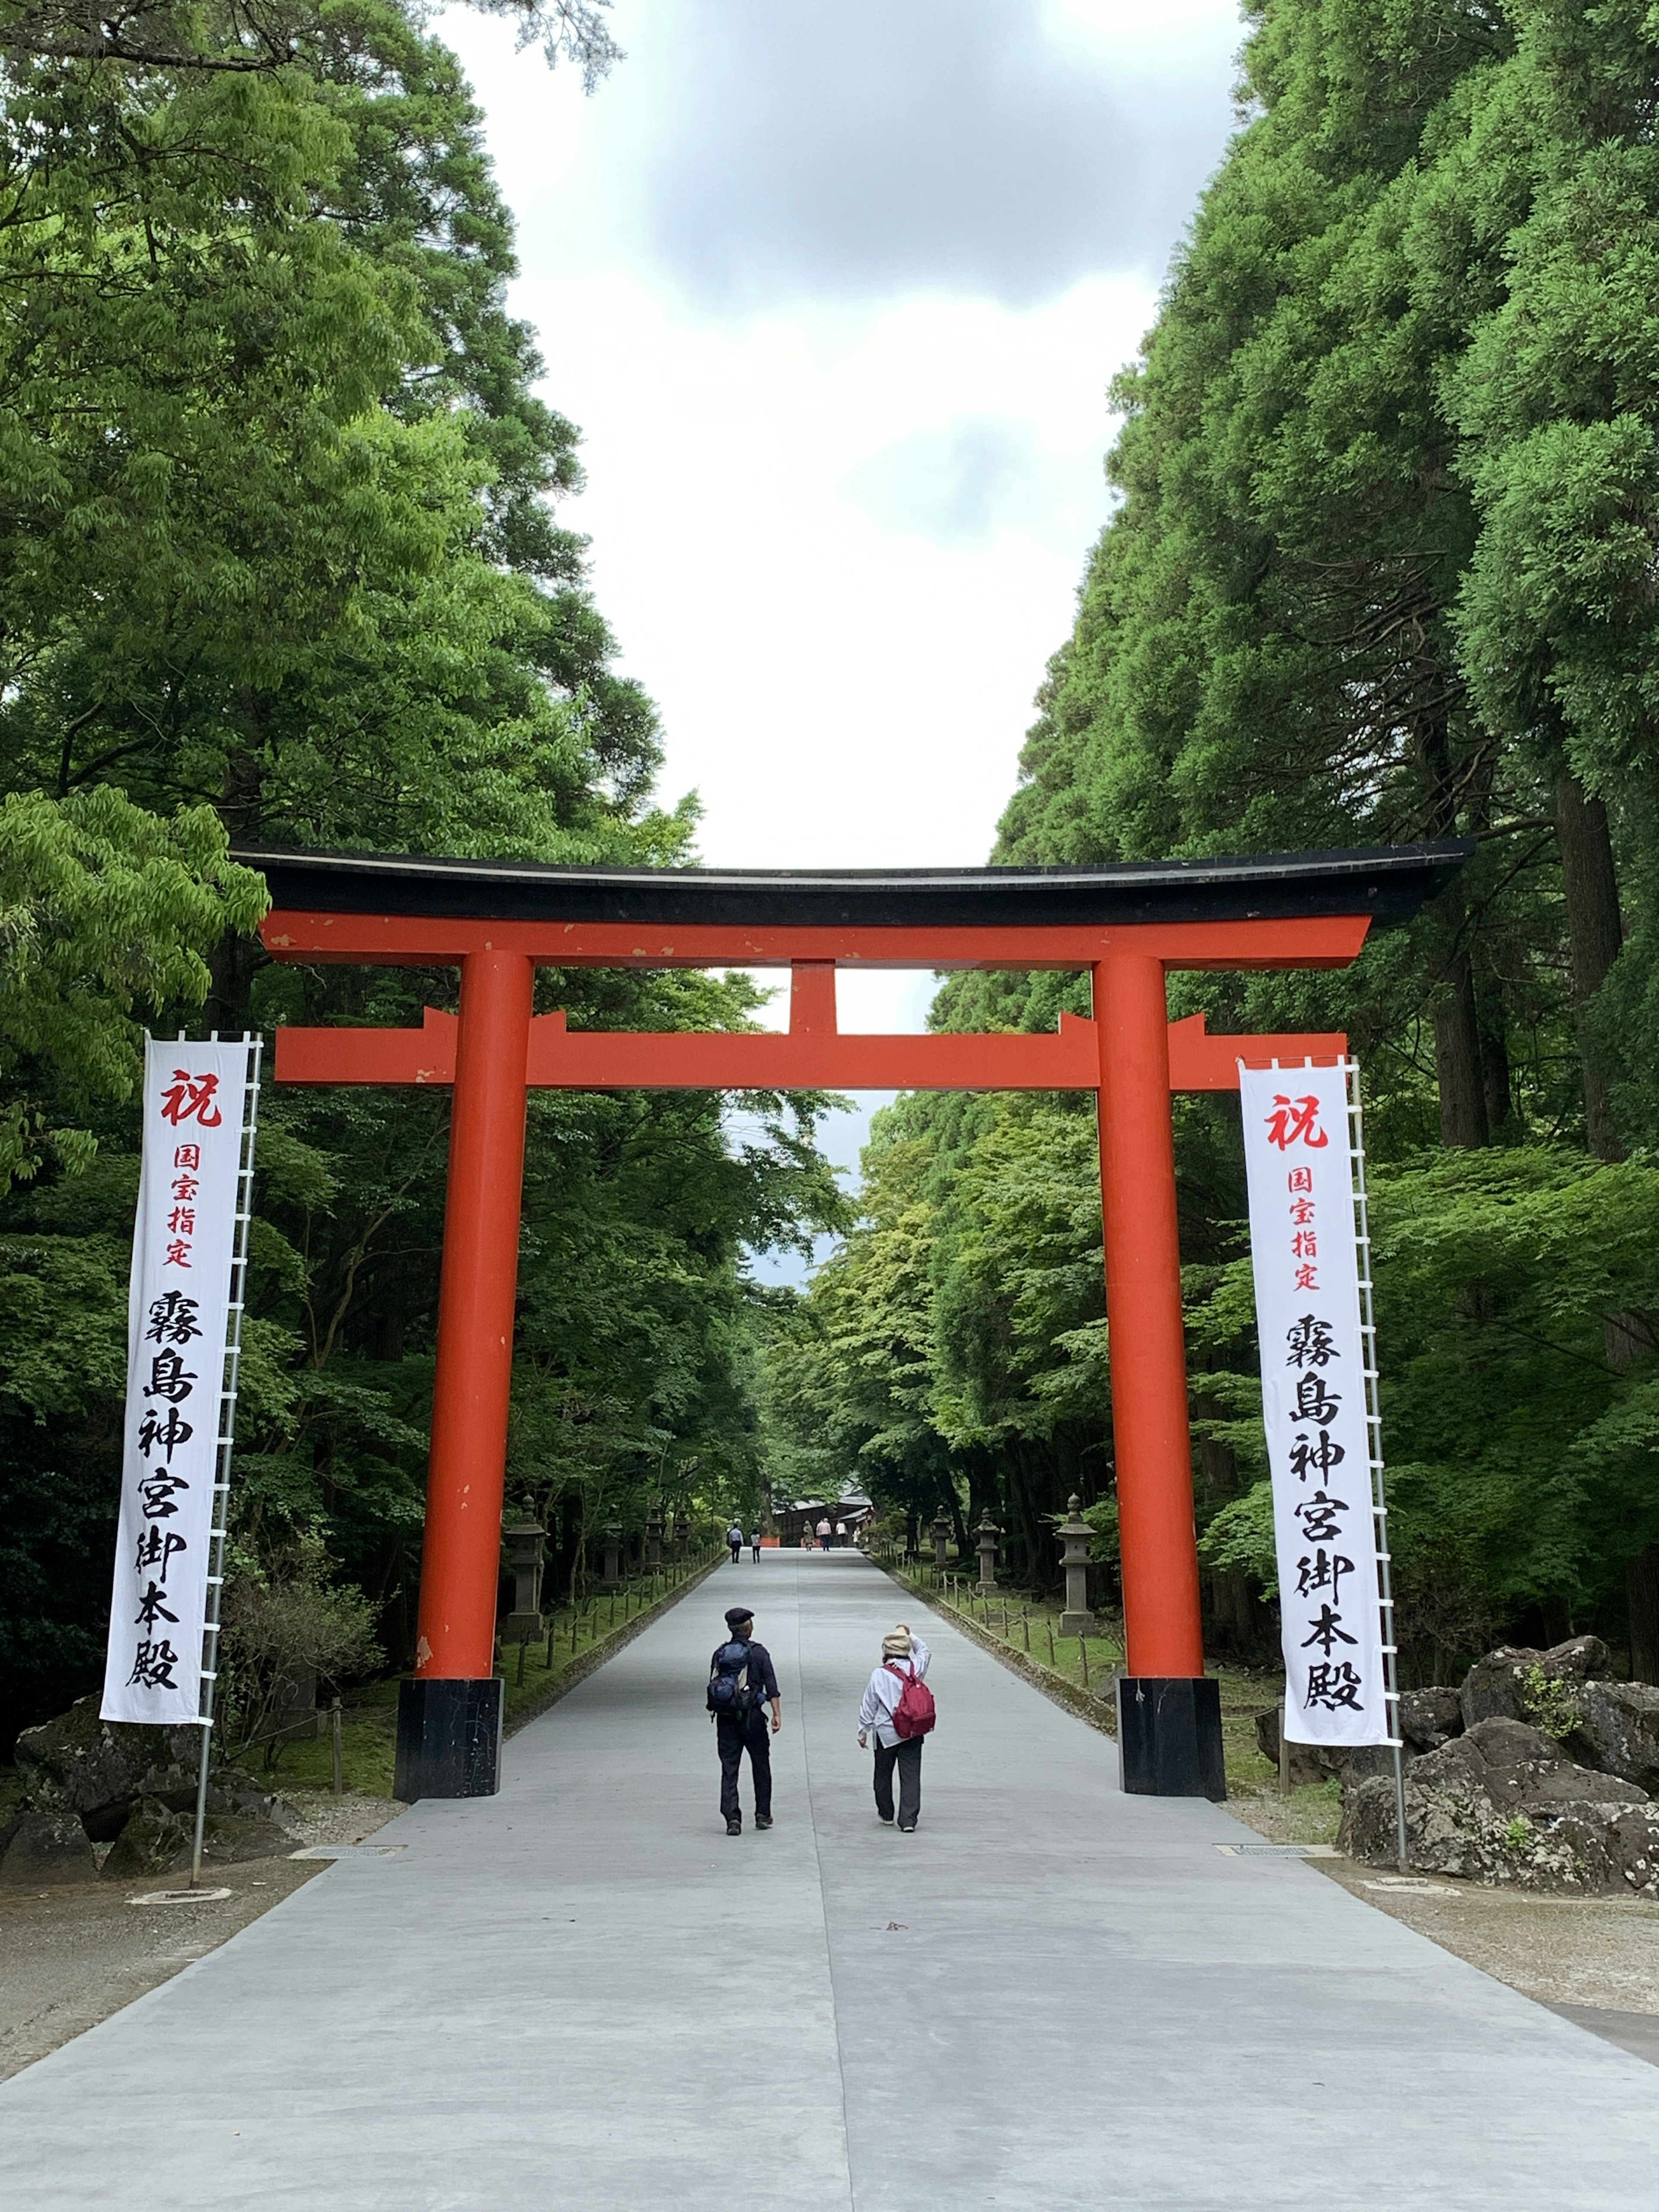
[
  {"xmin": 876, "ymin": 1557, "xmax": 1121, "ymax": 1740},
  {"xmin": 496, "ymin": 1551, "xmax": 727, "ymax": 1740}
]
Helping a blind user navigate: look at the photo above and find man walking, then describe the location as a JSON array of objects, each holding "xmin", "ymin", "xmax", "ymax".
[
  {"xmin": 709, "ymin": 1605, "xmax": 781, "ymax": 1835},
  {"xmin": 858, "ymin": 1624, "xmax": 932, "ymax": 1831},
  {"xmin": 726, "ymin": 1519, "xmax": 744, "ymax": 1565},
  {"xmin": 816, "ymin": 1516, "xmax": 832, "ymax": 1551}
]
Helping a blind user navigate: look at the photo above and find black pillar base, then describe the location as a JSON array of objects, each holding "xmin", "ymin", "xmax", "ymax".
[
  {"xmin": 394, "ymin": 1677, "xmax": 503, "ymax": 1802},
  {"xmin": 1116, "ymin": 1676, "xmax": 1227, "ymax": 1800}
]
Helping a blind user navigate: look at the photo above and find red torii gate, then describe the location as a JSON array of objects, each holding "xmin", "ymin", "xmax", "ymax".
[{"xmin": 245, "ymin": 841, "xmax": 1465, "ymax": 1803}]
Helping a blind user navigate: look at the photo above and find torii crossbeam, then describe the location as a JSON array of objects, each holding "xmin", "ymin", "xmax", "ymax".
[{"xmin": 245, "ymin": 841, "xmax": 1467, "ymax": 1803}]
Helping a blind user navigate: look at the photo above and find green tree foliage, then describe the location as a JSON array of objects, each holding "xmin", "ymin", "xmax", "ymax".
[
  {"xmin": 766, "ymin": 0, "xmax": 1659, "ymax": 1678},
  {"xmin": 0, "ymin": 2, "xmax": 844, "ymax": 1745}
]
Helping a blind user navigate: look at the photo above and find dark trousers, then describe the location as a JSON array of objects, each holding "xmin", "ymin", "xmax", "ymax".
[
  {"xmin": 728, "ymin": 1540, "xmax": 741, "ymax": 1562},
  {"xmin": 873, "ymin": 1737, "xmax": 923, "ymax": 1827},
  {"xmin": 718, "ymin": 1713, "xmax": 772, "ymax": 1821}
]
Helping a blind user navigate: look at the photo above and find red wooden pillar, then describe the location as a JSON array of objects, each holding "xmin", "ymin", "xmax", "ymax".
[
  {"xmin": 396, "ymin": 944, "xmax": 534, "ymax": 1800},
  {"xmin": 1095, "ymin": 953, "xmax": 1224, "ymax": 1797}
]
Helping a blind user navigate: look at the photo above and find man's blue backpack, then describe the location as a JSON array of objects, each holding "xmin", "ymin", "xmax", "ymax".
[{"xmin": 707, "ymin": 1639, "xmax": 757, "ymax": 1722}]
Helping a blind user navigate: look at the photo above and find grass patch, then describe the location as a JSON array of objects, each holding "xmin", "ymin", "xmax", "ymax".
[{"xmin": 233, "ymin": 1554, "xmax": 722, "ymax": 1800}]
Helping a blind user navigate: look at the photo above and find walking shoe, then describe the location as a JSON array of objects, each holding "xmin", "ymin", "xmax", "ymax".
[
  {"xmin": 726, "ymin": 1817, "xmax": 742, "ymax": 1835},
  {"xmin": 877, "ymin": 1813, "xmax": 894, "ymax": 1824},
  {"xmin": 898, "ymin": 1822, "xmax": 916, "ymax": 1832},
  {"xmin": 755, "ymin": 1815, "xmax": 773, "ymax": 1830}
]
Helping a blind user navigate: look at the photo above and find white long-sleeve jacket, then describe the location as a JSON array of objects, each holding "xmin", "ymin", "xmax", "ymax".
[{"xmin": 858, "ymin": 1637, "xmax": 932, "ymax": 1749}]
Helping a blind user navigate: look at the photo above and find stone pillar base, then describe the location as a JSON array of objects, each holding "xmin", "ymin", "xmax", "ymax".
[
  {"xmin": 1059, "ymin": 1611, "xmax": 1099, "ymax": 1637},
  {"xmin": 394, "ymin": 1677, "xmax": 503, "ymax": 1802},
  {"xmin": 499, "ymin": 1612, "xmax": 544, "ymax": 1642},
  {"xmin": 1116, "ymin": 1676, "xmax": 1226, "ymax": 1800}
]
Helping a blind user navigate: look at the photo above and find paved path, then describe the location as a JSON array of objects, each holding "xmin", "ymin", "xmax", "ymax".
[{"xmin": 3, "ymin": 1550, "xmax": 1657, "ymax": 2209}]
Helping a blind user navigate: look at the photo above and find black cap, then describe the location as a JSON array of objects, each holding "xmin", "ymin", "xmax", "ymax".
[{"xmin": 724, "ymin": 1606, "xmax": 754, "ymax": 1630}]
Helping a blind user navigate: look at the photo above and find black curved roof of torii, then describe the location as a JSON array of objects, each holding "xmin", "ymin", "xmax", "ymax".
[{"xmin": 234, "ymin": 840, "xmax": 1471, "ymax": 931}]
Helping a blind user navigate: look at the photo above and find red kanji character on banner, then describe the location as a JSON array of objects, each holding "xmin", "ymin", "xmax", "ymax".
[
  {"xmin": 1264, "ymin": 1094, "xmax": 1328, "ymax": 1150},
  {"xmin": 167, "ymin": 1207, "xmax": 196, "ymax": 1236},
  {"xmin": 171, "ymin": 1174, "xmax": 199, "ymax": 1202},
  {"xmin": 1291, "ymin": 1230, "xmax": 1317, "ymax": 1259},
  {"xmin": 159, "ymin": 1070, "xmax": 222, "ymax": 1128},
  {"xmin": 163, "ymin": 1238, "xmax": 192, "ymax": 1268},
  {"xmin": 173, "ymin": 1144, "xmax": 200, "ymax": 1170},
  {"xmin": 1294, "ymin": 1262, "xmax": 1319, "ymax": 1291},
  {"xmin": 1289, "ymin": 1196, "xmax": 1316, "ymax": 1225},
  {"xmin": 1287, "ymin": 1166, "xmax": 1313, "ymax": 1194}
]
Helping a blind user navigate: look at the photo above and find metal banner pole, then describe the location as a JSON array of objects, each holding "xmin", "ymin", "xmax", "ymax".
[
  {"xmin": 189, "ymin": 1032, "xmax": 262, "ymax": 1889},
  {"xmin": 1344, "ymin": 1057, "xmax": 1408, "ymax": 1871}
]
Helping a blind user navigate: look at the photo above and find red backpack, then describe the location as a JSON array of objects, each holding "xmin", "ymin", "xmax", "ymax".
[{"xmin": 884, "ymin": 1660, "xmax": 937, "ymax": 1739}]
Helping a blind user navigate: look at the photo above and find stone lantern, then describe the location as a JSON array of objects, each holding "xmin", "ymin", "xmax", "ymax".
[
  {"xmin": 645, "ymin": 1508, "xmax": 664, "ymax": 1569},
  {"xmin": 500, "ymin": 1497, "xmax": 546, "ymax": 1642},
  {"xmin": 1057, "ymin": 1494, "xmax": 1098, "ymax": 1637},
  {"xmin": 975, "ymin": 1511, "xmax": 1001, "ymax": 1592},
  {"xmin": 931, "ymin": 1515, "xmax": 950, "ymax": 1571},
  {"xmin": 600, "ymin": 1522, "xmax": 623, "ymax": 1592}
]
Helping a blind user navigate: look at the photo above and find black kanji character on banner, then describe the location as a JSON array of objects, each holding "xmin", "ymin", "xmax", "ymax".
[
  {"xmin": 1291, "ymin": 1372, "xmax": 1342, "ymax": 1424},
  {"xmin": 134, "ymin": 1579, "xmax": 180, "ymax": 1630},
  {"xmin": 137, "ymin": 1472, "xmax": 190, "ymax": 1519},
  {"xmin": 1301, "ymin": 1604, "xmax": 1357, "ymax": 1656},
  {"xmin": 1288, "ymin": 1428, "xmax": 1346, "ymax": 1483},
  {"xmin": 127, "ymin": 1639, "xmax": 182, "ymax": 1691},
  {"xmin": 1285, "ymin": 1315, "xmax": 1340, "ymax": 1369},
  {"xmin": 137, "ymin": 1405, "xmax": 192, "ymax": 1464},
  {"xmin": 144, "ymin": 1348, "xmax": 197, "ymax": 1404},
  {"xmin": 1295, "ymin": 1549, "xmax": 1355, "ymax": 1602},
  {"xmin": 1304, "ymin": 1662, "xmax": 1364, "ymax": 1712},
  {"xmin": 146, "ymin": 1290, "xmax": 203, "ymax": 1345},
  {"xmin": 135, "ymin": 1527, "xmax": 187, "ymax": 1582},
  {"xmin": 1294, "ymin": 1489, "xmax": 1348, "ymax": 1543}
]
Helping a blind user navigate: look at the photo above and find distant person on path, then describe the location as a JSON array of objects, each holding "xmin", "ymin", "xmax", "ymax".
[
  {"xmin": 726, "ymin": 1521, "xmax": 744, "ymax": 1565},
  {"xmin": 749, "ymin": 1528, "xmax": 763, "ymax": 1563},
  {"xmin": 858, "ymin": 1624, "xmax": 933, "ymax": 1832},
  {"xmin": 817, "ymin": 1517, "xmax": 832, "ymax": 1551},
  {"xmin": 707, "ymin": 1605, "xmax": 781, "ymax": 1835},
  {"xmin": 799, "ymin": 1529, "xmax": 814, "ymax": 1554},
  {"xmin": 835, "ymin": 1521, "xmax": 847, "ymax": 1548}
]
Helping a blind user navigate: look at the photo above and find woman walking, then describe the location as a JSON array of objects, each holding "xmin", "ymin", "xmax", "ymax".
[{"xmin": 857, "ymin": 1624, "xmax": 933, "ymax": 1831}]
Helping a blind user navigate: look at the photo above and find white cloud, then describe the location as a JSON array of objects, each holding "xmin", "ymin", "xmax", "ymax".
[{"xmin": 431, "ymin": 0, "xmax": 1242, "ymax": 1267}]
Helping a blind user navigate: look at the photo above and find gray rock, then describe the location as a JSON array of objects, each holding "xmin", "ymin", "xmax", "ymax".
[
  {"xmin": 1566, "ymin": 1679, "xmax": 1659, "ymax": 1794},
  {"xmin": 101, "ymin": 1797, "xmax": 193, "ymax": 1881},
  {"xmin": 15, "ymin": 1696, "xmax": 300, "ymax": 1839},
  {"xmin": 0, "ymin": 1810, "xmax": 98, "ymax": 1886},
  {"xmin": 1341, "ymin": 1713, "xmax": 1654, "ymax": 1892},
  {"xmin": 15, "ymin": 1698, "xmax": 203, "ymax": 1827},
  {"xmin": 1458, "ymin": 1638, "xmax": 1608, "ymax": 1735},
  {"xmin": 1398, "ymin": 1686, "xmax": 1462, "ymax": 1752},
  {"xmin": 1252, "ymin": 1708, "xmax": 1337, "ymax": 1785}
]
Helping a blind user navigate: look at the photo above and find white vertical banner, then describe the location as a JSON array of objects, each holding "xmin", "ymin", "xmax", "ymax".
[
  {"xmin": 1239, "ymin": 1062, "xmax": 1388, "ymax": 1747},
  {"xmin": 101, "ymin": 1039, "xmax": 256, "ymax": 1726}
]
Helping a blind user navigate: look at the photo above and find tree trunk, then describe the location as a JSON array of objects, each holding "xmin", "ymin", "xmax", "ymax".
[
  {"xmin": 1434, "ymin": 943, "xmax": 1489, "ymax": 1148},
  {"xmin": 1628, "ymin": 1547, "xmax": 1659, "ymax": 1685},
  {"xmin": 1555, "ymin": 774, "xmax": 1624, "ymax": 1161}
]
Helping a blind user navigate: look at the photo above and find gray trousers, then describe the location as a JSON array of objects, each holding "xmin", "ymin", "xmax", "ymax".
[{"xmin": 873, "ymin": 1737, "xmax": 922, "ymax": 1826}]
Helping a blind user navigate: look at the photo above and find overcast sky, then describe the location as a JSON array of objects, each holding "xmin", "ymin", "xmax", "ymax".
[{"xmin": 434, "ymin": 0, "xmax": 1244, "ymax": 1257}]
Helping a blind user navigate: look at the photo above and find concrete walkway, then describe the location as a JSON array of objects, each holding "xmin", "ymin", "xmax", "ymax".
[{"xmin": 3, "ymin": 1550, "xmax": 1657, "ymax": 2209}]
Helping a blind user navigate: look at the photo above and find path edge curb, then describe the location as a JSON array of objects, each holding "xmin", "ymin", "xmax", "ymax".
[
  {"xmin": 502, "ymin": 1557, "xmax": 725, "ymax": 1739},
  {"xmin": 875, "ymin": 1564, "xmax": 1119, "ymax": 1741}
]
